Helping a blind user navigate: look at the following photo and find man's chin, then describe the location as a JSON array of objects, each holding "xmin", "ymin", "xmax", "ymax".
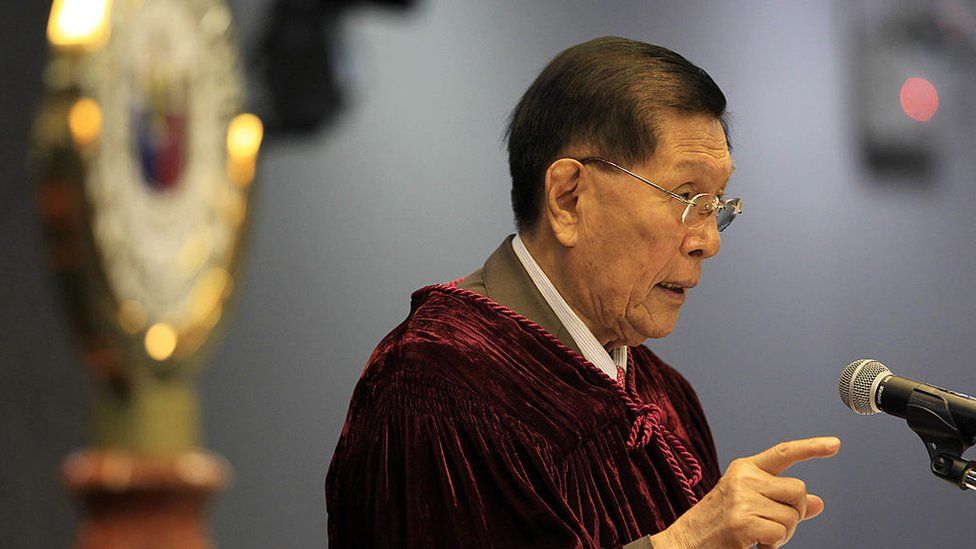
[
  {"xmin": 636, "ymin": 317, "xmax": 678, "ymax": 341},
  {"xmin": 613, "ymin": 310, "xmax": 679, "ymax": 345}
]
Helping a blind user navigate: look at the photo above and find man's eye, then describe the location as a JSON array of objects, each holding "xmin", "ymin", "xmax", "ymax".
[{"xmin": 678, "ymin": 192, "xmax": 693, "ymax": 199}]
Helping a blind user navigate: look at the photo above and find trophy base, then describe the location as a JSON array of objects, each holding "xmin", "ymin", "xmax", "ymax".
[{"xmin": 63, "ymin": 449, "xmax": 230, "ymax": 549}]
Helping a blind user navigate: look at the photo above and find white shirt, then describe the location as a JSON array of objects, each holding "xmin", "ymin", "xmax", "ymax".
[{"xmin": 511, "ymin": 234, "xmax": 628, "ymax": 380}]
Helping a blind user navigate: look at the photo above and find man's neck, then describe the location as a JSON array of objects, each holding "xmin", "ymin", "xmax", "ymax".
[{"xmin": 518, "ymin": 230, "xmax": 616, "ymax": 348}]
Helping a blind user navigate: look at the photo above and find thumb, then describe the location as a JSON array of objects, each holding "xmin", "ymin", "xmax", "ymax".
[{"xmin": 803, "ymin": 494, "xmax": 825, "ymax": 521}]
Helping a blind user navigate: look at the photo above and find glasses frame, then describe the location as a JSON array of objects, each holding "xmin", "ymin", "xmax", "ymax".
[{"xmin": 575, "ymin": 156, "xmax": 742, "ymax": 231}]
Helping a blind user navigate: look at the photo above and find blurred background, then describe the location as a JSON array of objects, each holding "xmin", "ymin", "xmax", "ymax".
[{"xmin": 4, "ymin": 0, "xmax": 976, "ymax": 547}]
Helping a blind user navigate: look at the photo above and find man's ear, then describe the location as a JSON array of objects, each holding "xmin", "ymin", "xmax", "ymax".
[{"xmin": 543, "ymin": 158, "xmax": 585, "ymax": 247}]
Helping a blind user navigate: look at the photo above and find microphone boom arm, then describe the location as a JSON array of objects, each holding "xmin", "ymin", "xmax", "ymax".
[{"xmin": 904, "ymin": 387, "xmax": 976, "ymax": 491}]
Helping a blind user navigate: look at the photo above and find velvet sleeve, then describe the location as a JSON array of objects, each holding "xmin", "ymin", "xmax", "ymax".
[{"xmin": 325, "ymin": 371, "xmax": 591, "ymax": 548}]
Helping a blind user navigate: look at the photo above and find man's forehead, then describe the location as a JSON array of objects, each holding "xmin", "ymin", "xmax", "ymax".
[
  {"xmin": 654, "ymin": 113, "xmax": 731, "ymax": 168},
  {"xmin": 672, "ymin": 157, "xmax": 735, "ymax": 177}
]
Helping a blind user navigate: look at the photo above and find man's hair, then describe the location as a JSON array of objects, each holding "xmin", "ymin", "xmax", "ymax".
[{"xmin": 506, "ymin": 36, "xmax": 731, "ymax": 233}]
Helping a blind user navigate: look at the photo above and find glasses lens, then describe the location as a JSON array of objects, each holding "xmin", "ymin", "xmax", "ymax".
[
  {"xmin": 683, "ymin": 194, "xmax": 719, "ymax": 228},
  {"xmin": 716, "ymin": 198, "xmax": 742, "ymax": 232}
]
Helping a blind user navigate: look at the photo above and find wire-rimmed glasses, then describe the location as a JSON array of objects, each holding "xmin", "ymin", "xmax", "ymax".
[{"xmin": 576, "ymin": 156, "xmax": 743, "ymax": 232}]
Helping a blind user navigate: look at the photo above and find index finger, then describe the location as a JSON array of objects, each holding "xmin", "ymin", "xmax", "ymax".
[{"xmin": 749, "ymin": 437, "xmax": 841, "ymax": 475}]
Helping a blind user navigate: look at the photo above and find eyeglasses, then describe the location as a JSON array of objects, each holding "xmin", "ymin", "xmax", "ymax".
[{"xmin": 576, "ymin": 157, "xmax": 743, "ymax": 232}]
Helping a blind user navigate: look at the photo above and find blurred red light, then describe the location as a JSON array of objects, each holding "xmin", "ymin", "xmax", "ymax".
[{"xmin": 899, "ymin": 77, "xmax": 939, "ymax": 122}]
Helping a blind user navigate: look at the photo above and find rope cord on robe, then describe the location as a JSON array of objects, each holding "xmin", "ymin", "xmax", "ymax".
[
  {"xmin": 429, "ymin": 281, "xmax": 704, "ymax": 505},
  {"xmin": 626, "ymin": 402, "xmax": 703, "ymax": 504},
  {"xmin": 613, "ymin": 351, "xmax": 703, "ymax": 505}
]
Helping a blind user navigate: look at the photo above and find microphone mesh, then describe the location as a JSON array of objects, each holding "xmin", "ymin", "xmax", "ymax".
[
  {"xmin": 839, "ymin": 359, "xmax": 890, "ymax": 414},
  {"xmin": 838, "ymin": 359, "xmax": 868, "ymax": 409}
]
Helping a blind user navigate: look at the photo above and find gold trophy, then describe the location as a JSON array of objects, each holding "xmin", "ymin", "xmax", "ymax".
[{"xmin": 31, "ymin": 1, "xmax": 261, "ymax": 546}]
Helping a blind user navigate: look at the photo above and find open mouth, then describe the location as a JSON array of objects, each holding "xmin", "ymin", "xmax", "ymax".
[{"xmin": 657, "ymin": 282, "xmax": 685, "ymax": 295}]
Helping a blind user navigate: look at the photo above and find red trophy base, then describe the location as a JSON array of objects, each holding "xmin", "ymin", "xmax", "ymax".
[{"xmin": 63, "ymin": 449, "xmax": 230, "ymax": 549}]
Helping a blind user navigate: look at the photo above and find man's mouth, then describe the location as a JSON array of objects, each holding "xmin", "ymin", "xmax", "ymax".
[{"xmin": 656, "ymin": 281, "xmax": 694, "ymax": 295}]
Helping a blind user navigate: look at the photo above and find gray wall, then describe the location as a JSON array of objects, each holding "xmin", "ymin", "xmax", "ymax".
[
  {"xmin": 0, "ymin": 2, "xmax": 88, "ymax": 547},
  {"xmin": 4, "ymin": 1, "xmax": 976, "ymax": 547}
]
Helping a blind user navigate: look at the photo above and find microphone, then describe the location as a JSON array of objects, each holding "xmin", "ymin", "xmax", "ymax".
[
  {"xmin": 839, "ymin": 359, "xmax": 976, "ymax": 490},
  {"xmin": 839, "ymin": 359, "xmax": 976, "ymax": 436}
]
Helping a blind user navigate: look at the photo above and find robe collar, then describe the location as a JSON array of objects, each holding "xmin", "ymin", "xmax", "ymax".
[{"xmin": 456, "ymin": 234, "xmax": 582, "ymax": 355}]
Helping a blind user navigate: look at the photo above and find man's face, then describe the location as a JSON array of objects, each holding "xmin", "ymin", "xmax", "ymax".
[{"xmin": 569, "ymin": 110, "xmax": 733, "ymax": 346}]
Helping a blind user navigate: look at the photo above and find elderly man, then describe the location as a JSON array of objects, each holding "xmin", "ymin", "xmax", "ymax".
[{"xmin": 326, "ymin": 36, "xmax": 840, "ymax": 548}]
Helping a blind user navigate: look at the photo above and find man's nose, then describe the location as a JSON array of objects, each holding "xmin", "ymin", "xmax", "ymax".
[{"xmin": 684, "ymin": 218, "xmax": 721, "ymax": 259}]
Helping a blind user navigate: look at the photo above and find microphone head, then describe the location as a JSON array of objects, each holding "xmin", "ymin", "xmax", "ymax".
[{"xmin": 839, "ymin": 359, "xmax": 891, "ymax": 415}]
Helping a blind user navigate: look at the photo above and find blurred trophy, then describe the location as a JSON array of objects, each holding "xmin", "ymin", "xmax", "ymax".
[{"xmin": 31, "ymin": 0, "xmax": 262, "ymax": 546}]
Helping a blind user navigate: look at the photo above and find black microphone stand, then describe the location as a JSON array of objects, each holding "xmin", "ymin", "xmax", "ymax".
[{"xmin": 905, "ymin": 390, "xmax": 976, "ymax": 490}]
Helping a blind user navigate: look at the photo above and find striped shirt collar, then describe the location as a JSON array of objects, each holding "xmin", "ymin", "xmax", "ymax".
[{"xmin": 511, "ymin": 233, "xmax": 627, "ymax": 379}]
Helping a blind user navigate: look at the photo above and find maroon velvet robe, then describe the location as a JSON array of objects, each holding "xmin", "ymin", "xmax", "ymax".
[{"xmin": 325, "ymin": 283, "xmax": 720, "ymax": 548}]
